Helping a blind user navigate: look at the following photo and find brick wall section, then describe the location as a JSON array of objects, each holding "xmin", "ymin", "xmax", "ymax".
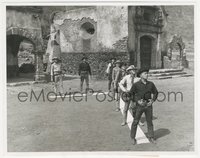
[{"xmin": 61, "ymin": 52, "xmax": 129, "ymax": 80}]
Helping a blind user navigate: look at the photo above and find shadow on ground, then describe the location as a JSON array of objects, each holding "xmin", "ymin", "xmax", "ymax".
[{"xmin": 154, "ymin": 128, "xmax": 171, "ymax": 139}]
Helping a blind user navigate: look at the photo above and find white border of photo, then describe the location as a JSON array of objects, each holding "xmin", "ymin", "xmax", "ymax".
[{"xmin": 0, "ymin": 0, "xmax": 199, "ymax": 158}]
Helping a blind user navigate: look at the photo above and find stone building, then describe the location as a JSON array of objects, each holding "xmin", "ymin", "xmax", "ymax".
[
  {"xmin": 6, "ymin": 6, "xmax": 194, "ymax": 81},
  {"xmin": 48, "ymin": 6, "xmax": 166, "ymax": 78},
  {"xmin": 50, "ymin": 6, "xmax": 193, "ymax": 78},
  {"xmin": 6, "ymin": 6, "xmax": 44, "ymax": 80}
]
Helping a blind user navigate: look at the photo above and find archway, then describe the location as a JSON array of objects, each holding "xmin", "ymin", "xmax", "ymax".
[
  {"xmin": 7, "ymin": 35, "xmax": 35, "ymax": 81},
  {"xmin": 7, "ymin": 27, "xmax": 44, "ymax": 82},
  {"xmin": 140, "ymin": 36, "xmax": 153, "ymax": 69}
]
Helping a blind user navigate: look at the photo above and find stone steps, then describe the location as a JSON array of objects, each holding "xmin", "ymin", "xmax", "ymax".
[
  {"xmin": 148, "ymin": 68, "xmax": 193, "ymax": 80},
  {"xmin": 149, "ymin": 71, "xmax": 187, "ymax": 77}
]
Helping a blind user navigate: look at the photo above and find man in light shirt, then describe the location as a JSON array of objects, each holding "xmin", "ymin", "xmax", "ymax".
[
  {"xmin": 119, "ymin": 65, "xmax": 144, "ymax": 126},
  {"xmin": 51, "ymin": 57, "xmax": 64, "ymax": 95}
]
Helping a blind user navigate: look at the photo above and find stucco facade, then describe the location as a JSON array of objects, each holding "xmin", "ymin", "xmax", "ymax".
[
  {"xmin": 52, "ymin": 6, "xmax": 165, "ymax": 70},
  {"xmin": 6, "ymin": 6, "xmax": 44, "ymax": 80},
  {"xmin": 6, "ymin": 6, "xmax": 194, "ymax": 81}
]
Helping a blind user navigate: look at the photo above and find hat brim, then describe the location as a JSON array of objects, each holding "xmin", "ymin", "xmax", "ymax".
[{"xmin": 137, "ymin": 69, "xmax": 149, "ymax": 77}]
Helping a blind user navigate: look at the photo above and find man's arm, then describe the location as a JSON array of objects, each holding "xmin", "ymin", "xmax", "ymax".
[
  {"xmin": 106, "ymin": 63, "xmax": 111, "ymax": 74},
  {"xmin": 119, "ymin": 76, "xmax": 127, "ymax": 92},
  {"xmin": 78, "ymin": 63, "xmax": 81, "ymax": 76},
  {"xmin": 88, "ymin": 63, "xmax": 92, "ymax": 75},
  {"xmin": 152, "ymin": 82, "xmax": 158, "ymax": 102},
  {"xmin": 114, "ymin": 70, "xmax": 121, "ymax": 84},
  {"xmin": 112, "ymin": 68, "xmax": 115, "ymax": 81}
]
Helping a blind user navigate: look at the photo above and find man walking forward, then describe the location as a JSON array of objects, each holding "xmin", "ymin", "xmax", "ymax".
[{"xmin": 130, "ymin": 68, "xmax": 158, "ymax": 145}]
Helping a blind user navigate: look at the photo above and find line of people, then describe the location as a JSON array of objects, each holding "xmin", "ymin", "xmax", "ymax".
[
  {"xmin": 106, "ymin": 58, "xmax": 158, "ymax": 145},
  {"xmin": 51, "ymin": 56, "xmax": 158, "ymax": 145}
]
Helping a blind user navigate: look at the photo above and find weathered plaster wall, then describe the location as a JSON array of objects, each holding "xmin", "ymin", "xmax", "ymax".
[
  {"xmin": 7, "ymin": 10, "xmax": 42, "ymax": 32},
  {"xmin": 127, "ymin": 6, "xmax": 137, "ymax": 65},
  {"xmin": 7, "ymin": 9, "xmax": 44, "ymax": 51},
  {"xmin": 54, "ymin": 7, "xmax": 97, "ymax": 53},
  {"xmin": 96, "ymin": 6, "xmax": 128, "ymax": 52},
  {"xmin": 161, "ymin": 6, "xmax": 194, "ymax": 53}
]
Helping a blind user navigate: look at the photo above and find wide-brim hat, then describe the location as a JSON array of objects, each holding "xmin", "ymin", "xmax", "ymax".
[
  {"xmin": 115, "ymin": 60, "xmax": 121, "ymax": 64},
  {"xmin": 126, "ymin": 65, "xmax": 137, "ymax": 71},
  {"xmin": 137, "ymin": 68, "xmax": 149, "ymax": 77}
]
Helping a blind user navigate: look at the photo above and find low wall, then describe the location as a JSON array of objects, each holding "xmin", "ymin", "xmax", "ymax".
[{"xmin": 61, "ymin": 52, "xmax": 129, "ymax": 80}]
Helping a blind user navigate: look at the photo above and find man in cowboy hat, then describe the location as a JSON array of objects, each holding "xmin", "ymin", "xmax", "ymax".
[
  {"xmin": 105, "ymin": 58, "xmax": 116, "ymax": 92},
  {"xmin": 130, "ymin": 68, "xmax": 158, "ymax": 145},
  {"xmin": 112, "ymin": 59, "xmax": 122, "ymax": 112},
  {"xmin": 115, "ymin": 62, "xmax": 127, "ymax": 84},
  {"xmin": 51, "ymin": 57, "xmax": 64, "ymax": 95},
  {"xmin": 119, "ymin": 65, "xmax": 144, "ymax": 126},
  {"xmin": 78, "ymin": 57, "xmax": 92, "ymax": 93}
]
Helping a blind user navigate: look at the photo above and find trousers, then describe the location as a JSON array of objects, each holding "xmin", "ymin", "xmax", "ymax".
[
  {"xmin": 80, "ymin": 73, "xmax": 89, "ymax": 92},
  {"xmin": 130, "ymin": 105, "xmax": 154, "ymax": 139}
]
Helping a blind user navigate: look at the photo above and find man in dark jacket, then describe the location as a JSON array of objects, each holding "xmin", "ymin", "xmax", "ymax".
[
  {"xmin": 78, "ymin": 57, "xmax": 92, "ymax": 93},
  {"xmin": 130, "ymin": 68, "xmax": 158, "ymax": 145}
]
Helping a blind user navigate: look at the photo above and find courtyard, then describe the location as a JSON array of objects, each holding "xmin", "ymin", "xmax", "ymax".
[{"xmin": 7, "ymin": 76, "xmax": 194, "ymax": 151}]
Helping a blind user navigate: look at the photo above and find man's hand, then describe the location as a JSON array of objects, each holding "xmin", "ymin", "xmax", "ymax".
[{"xmin": 147, "ymin": 99, "xmax": 154, "ymax": 106}]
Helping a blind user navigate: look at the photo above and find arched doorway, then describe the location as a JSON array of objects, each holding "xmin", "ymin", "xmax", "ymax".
[
  {"xmin": 7, "ymin": 34, "xmax": 35, "ymax": 81},
  {"xmin": 140, "ymin": 36, "xmax": 153, "ymax": 69}
]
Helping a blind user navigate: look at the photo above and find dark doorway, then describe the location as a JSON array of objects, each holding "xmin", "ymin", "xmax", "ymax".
[
  {"xmin": 140, "ymin": 36, "xmax": 152, "ymax": 69},
  {"xmin": 7, "ymin": 35, "xmax": 35, "ymax": 82}
]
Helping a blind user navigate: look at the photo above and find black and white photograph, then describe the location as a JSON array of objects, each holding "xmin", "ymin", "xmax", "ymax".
[{"xmin": 1, "ymin": 0, "xmax": 199, "ymax": 157}]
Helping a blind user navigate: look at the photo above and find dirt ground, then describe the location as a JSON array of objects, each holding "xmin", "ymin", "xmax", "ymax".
[{"xmin": 7, "ymin": 76, "xmax": 194, "ymax": 152}]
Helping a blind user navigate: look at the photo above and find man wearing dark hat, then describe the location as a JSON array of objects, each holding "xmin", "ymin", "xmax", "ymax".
[
  {"xmin": 130, "ymin": 68, "xmax": 158, "ymax": 145},
  {"xmin": 51, "ymin": 57, "xmax": 64, "ymax": 94},
  {"xmin": 112, "ymin": 60, "xmax": 121, "ymax": 112},
  {"xmin": 78, "ymin": 57, "xmax": 92, "ymax": 93}
]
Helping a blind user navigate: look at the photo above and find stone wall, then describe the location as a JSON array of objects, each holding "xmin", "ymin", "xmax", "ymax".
[
  {"xmin": 97, "ymin": 6, "xmax": 128, "ymax": 52},
  {"xmin": 53, "ymin": 7, "xmax": 97, "ymax": 53},
  {"xmin": 61, "ymin": 52, "xmax": 129, "ymax": 80},
  {"xmin": 162, "ymin": 6, "xmax": 194, "ymax": 53},
  {"xmin": 7, "ymin": 9, "xmax": 42, "ymax": 30},
  {"xmin": 59, "ymin": 18, "xmax": 97, "ymax": 52}
]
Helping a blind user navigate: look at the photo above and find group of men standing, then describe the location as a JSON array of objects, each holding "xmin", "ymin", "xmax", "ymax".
[
  {"xmin": 106, "ymin": 58, "xmax": 158, "ymax": 145},
  {"xmin": 50, "ymin": 56, "xmax": 159, "ymax": 145},
  {"xmin": 50, "ymin": 56, "xmax": 92, "ymax": 94}
]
